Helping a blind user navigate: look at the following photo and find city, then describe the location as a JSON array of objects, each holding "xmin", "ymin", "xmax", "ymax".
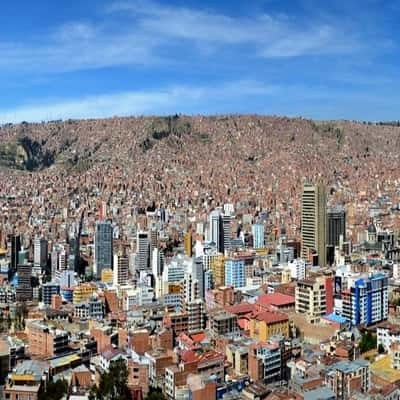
[{"xmin": 1, "ymin": 0, "xmax": 400, "ymax": 399}]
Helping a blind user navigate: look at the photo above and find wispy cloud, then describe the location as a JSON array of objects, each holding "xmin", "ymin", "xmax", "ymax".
[
  {"xmin": 0, "ymin": 80, "xmax": 278, "ymax": 124},
  {"xmin": 0, "ymin": 0, "xmax": 370, "ymax": 75}
]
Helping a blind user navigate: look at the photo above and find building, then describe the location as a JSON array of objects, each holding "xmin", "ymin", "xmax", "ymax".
[
  {"xmin": 101, "ymin": 268, "xmax": 113, "ymax": 283},
  {"xmin": 42, "ymin": 282, "xmax": 60, "ymax": 306},
  {"xmin": 94, "ymin": 220, "xmax": 113, "ymax": 278},
  {"xmin": 336, "ymin": 273, "xmax": 388, "ymax": 326},
  {"xmin": 248, "ymin": 341, "xmax": 282, "ymax": 384},
  {"xmin": 209, "ymin": 253, "xmax": 225, "ymax": 288},
  {"xmin": 184, "ymin": 232, "xmax": 193, "ymax": 257},
  {"xmin": 73, "ymin": 284, "xmax": 97, "ymax": 305},
  {"xmin": 327, "ymin": 206, "xmax": 346, "ymax": 248},
  {"xmin": 186, "ymin": 299, "xmax": 206, "ymax": 333},
  {"xmin": 252, "ymin": 223, "xmax": 265, "ymax": 249},
  {"xmin": 113, "ymin": 253, "xmax": 129, "ymax": 286},
  {"xmin": 326, "ymin": 360, "xmax": 370, "ymax": 400},
  {"xmin": 10, "ymin": 234, "xmax": 21, "ymax": 275},
  {"xmin": 27, "ymin": 321, "xmax": 69, "ymax": 358},
  {"xmin": 16, "ymin": 263, "xmax": 33, "ymax": 302},
  {"xmin": 301, "ymin": 183, "xmax": 327, "ymax": 266},
  {"xmin": 377, "ymin": 323, "xmax": 400, "ymax": 351},
  {"xmin": 287, "ymin": 259, "xmax": 306, "ymax": 281},
  {"xmin": 210, "ymin": 311, "xmax": 238, "ymax": 336},
  {"xmin": 224, "ymin": 258, "xmax": 245, "ymax": 288},
  {"xmin": 295, "ymin": 276, "xmax": 334, "ymax": 323},
  {"xmin": 136, "ymin": 231, "xmax": 150, "ymax": 271},
  {"xmin": 33, "ymin": 236, "xmax": 48, "ymax": 269},
  {"xmin": 249, "ymin": 312, "xmax": 289, "ymax": 342}
]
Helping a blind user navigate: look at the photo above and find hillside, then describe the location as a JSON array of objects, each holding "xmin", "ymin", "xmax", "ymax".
[{"xmin": 1, "ymin": 114, "xmax": 400, "ymax": 240}]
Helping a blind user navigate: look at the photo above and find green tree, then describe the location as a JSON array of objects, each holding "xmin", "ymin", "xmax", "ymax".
[
  {"xmin": 145, "ymin": 387, "xmax": 166, "ymax": 400},
  {"xmin": 39, "ymin": 379, "xmax": 68, "ymax": 400},
  {"xmin": 359, "ymin": 331, "xmax": 377, "ymax": 353},
  {"xmin": 89, "ymin": 359, "xmax": 131, "ymax": 400}
]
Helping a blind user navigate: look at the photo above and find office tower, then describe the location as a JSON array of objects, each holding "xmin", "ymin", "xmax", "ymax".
[
  {"xmin": 210, "ymin": 254, "xmax": 225, "ymax": 287},
  {"xmin": 252, "ymin": 223, "xmax": 265, "ymax": 249},
  {"xmin": 191, "ymin": 258, "xmax": 205, "ymax": 299},
  {"xmin": 113, "ymin": 253, "xmax": 129, "ymax": 286},
  {"xmin": 16, "ymin": 263, "xmax": 33, "ymax": 301},
  {"xmin": 184, "ymin": 232, "xmax": 193, "ymax": 257},
  {"xmin": 224, "ymin": 258, "xmax": 245, "ymax": 288},
  {"xmin": 149, "ymin": 225, "xmax": 158, "ymax": 269},
  {"xmin": 301, "ymin": 183, "xmax": 327, "ymax": 266},
  {"xmin": 152, "ymin": 248, "xmax": 164, "ymax": 278},
  {"xmin": 11, "ymin": 234, "xmax": 21, "ymax": 275},
  {"xmin": 68, "ymin": 235, "xmax": 80, "ymax": 272},
  {"xmin": 34, "ymin": 236, "xmax": 48, "ymax": 269},
  {"xmin": 221, "ymin": 214, "xmax": 233, "ymax": 252},
  {"xmin": 327, "ymin": 206, "xmax": 346, "ymax": 247},
  {"xmin": 51, "ymin": 244, "xmax": 67, "ymax": 281},
  {"xmin": 94, "ymin": 221, "xmax": 113, "ymax": 278},
  {"xmin": 209, "ymin": 209, "xmax": 233, "ymax": 254},
  {"xmin": 209, "ymin": 209, "xmax": 222, "ymax": 248},
  {"xmin": 136, "ymin": 231, "xmax": 150, "ymax": 271}
]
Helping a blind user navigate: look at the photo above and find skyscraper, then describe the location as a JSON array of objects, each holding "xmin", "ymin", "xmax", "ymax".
[
  {"xmin": 224, "ymin": 258, "xmax": 245, "ymax": 288},
  {"xmin": 94, "ymin": 221, "xmax": 113, "ymax": 278},
  {"xmin": 34, "ymin": 236, "xmax": 48, "ymax": 269},
  {"xmin": 301, "ymin": 183, "xmax": 327, "ymax": 266},
  {"xmin": 136, "ymin": 231, "xmax": 150, "ymax": 271},
  {"xmin": 11, "ymin": 234, "xmax": 21, "ymax": 275},
  {"xmin": 252, "ymin": 223, "xmax": 265, "ymax": 249},
  {"xmin": 113, "ymin": 252, "xmax": 128, "ymax": 286},
  {"xmin": 209, "ymin": 209, "xmax": 232, "ymax": 254},
  {"xmin": 327, "ymin": 206, "xmax": 346, "ymax": 247}
]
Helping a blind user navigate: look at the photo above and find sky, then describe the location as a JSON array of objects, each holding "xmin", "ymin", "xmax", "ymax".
[{"xmin": 0, "ymin": 0, "xmax": 398, "ymax": 123}]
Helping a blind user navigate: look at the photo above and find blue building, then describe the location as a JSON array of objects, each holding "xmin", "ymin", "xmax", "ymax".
[
  {"xmin": 337, "ymin": 273, "xmax": 388, "ymax": 326},
  {"xmin": 252, "ymin": 223, "xmax": 265, "ymax": 249},
  {"xmin": 225, "ymin": 258, "xmax": 245, "ymax": 288}
]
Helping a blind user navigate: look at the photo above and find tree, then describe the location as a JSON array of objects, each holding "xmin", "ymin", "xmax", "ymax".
[
  {"xmin": 378, "ymin": 343, "xmax": 385, "ymax": 354},
  {"xmin": 89, "ymin": 359, "xmax": 131, "ymax": 400},
  {"xmin": 145, "ymin": 387, "xmax": 166, "ymax": 400},
  {"xmin": 359, "ymin": 331, "xmax": 377, "ymax": 353},
  {"xmin": 39, "ymin": 379, "xmax": 68, "ymax": 400}
]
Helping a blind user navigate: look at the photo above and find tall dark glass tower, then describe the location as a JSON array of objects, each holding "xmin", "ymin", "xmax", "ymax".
[{"xmin": 94, "ymin": 221, "xmax": 113, "ymax": 278}]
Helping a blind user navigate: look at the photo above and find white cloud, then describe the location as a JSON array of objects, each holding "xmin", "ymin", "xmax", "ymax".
[
  {"xmin": 0, "ymin": 0, "xmax": 365, "ymax": 74},
  {"xmin": 0, "ymin": 80, "xmax": 278, "ymax": 124}
]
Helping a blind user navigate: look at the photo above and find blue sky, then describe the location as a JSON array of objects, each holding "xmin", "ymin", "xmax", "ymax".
[{"xmin": 0, "ymin": 0, "xmax": 398, "ymax": 123}]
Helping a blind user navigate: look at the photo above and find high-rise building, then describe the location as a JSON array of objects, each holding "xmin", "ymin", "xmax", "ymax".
[
  {"xmin": 34, "ymin": 236, "xmax": 48, "ymax": 269},
  {"xmin": 327, "ymin": 206, "xmax": 346, "ymax": 247},
  {"xmin": 11, "ymin": 234, "xmax": 21, "ymax": 275},
  {"xmin": 295, "ymin": 276, "xmax": 334, "ymax": 323},
  {"xmin": 184, "ymin": 232, "xmax": 193, "ymax": 257},
  {"xmin": 224, "ymin": 258, "xmax": 245, "ymax": 288},
  {"xmin": 149, "ymin": 226, "xmax": 158, "ymax": 269},
  {"xmin": 51, "ymin": 244, "xmax": 67, "ymax": 282},
  {"xmin": 301, "ymin": 183, "xmax": 327, "ymax": 266},
  {"xmin": 136, "ymin": 231, "xmax": 150, "ymax": 271},
  {"xmin": 335, "ymin": 273, "xmax": 388, "ymax": 326},
  {"xmin": 94, "ymin": 221, "xmax": 113, "ymax": 278},
  {"xmin": 113, "ymin": 253, "xmax": 129, "ymax": 286},
  {"xmin": 209, "ymin": 209, "xmax": 233, "ymax": 254},
  {"xmin": 16, "ymin": 263, "xmax": 33, "ymax": 302},
  {"xmin": 252, "ymin": 223, "xmax": 265, "ymax": 249}
]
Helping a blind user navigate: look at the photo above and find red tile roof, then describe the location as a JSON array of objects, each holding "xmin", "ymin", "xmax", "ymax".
[
  {"xmin": 257, "ymin": 293, "xmax": 295, "ymax": 306},
  {"xmin": 253, "ymin": 311, "xmax": 289, "ymax": 324},
  {"xmin": 190, "ymin": 332, "xmax": 206, "ymax": 343},
  {"xmin": 225, "ymin": 302, "xmax": 256, "ymax": 315}
]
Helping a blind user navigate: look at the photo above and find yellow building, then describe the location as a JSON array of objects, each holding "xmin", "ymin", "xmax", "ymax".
[
  {"xmin": 184, "ymin": 232, "xmax": 192, "ymax": 257},
  {"xmin": 211, "ymin": 254, "xmax": 225, "ymax": 287},
  {"xmin": 73, "ymin": 284, "xmax": 97, "ymax": 304},
  {"xmin": 101, "ymin": 268, "xmax": 113, "ymax": 283},
  {"xmin": 281, "ymin": 269, "xmax": 291, "ymax": 284},
  {"xmin": 249, "ymin": 312, "xmax": 289, "ymax": 342}
]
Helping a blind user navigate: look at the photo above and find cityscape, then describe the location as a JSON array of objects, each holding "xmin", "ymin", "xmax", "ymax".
[{"xmin": 1, "ymin": 1, "xmax": 400, "ymax": 400}]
